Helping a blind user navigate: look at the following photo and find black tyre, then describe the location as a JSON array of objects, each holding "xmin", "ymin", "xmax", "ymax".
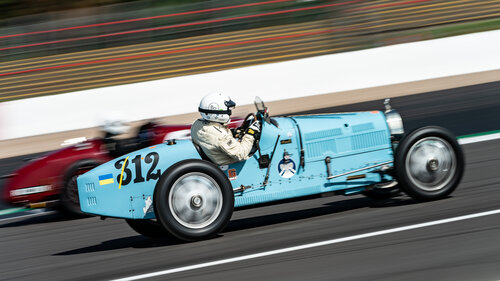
[
  {"xmin": 60, "ymin": 160, "xmax": 101, "ymax": 216},
  {"xmin": 362, "ymin": 184, "xmax": 401, "ymax": 200},
  {"xmin": 125, "ymin": 219, "xmax": 170, "ymax": 238},
  {"xmin": 395, "ymin": 126, "xmax": 464, "ymax": 201},
  {"xmin": 154, "ymin": 159, "xmax": 234, "ymax": 241}
]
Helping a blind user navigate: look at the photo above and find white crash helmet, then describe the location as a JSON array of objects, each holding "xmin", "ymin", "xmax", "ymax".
[
  {"xmin": 101, "ymin": 113, "xmax": 130, "ymax": 135},
  {"xmin": 198, "ymin": 93, "xmax": 236, "ymax": 124}
]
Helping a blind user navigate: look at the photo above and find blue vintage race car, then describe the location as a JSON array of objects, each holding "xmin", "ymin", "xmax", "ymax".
[{"xmin": 77, "ymin": 97, "xmax": 464, "ymax": 241}]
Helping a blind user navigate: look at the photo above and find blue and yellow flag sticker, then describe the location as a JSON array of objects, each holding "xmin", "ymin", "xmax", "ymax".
[{"xmin": 98, "ymin": 174, "xmax": 114, "ymax": 186}]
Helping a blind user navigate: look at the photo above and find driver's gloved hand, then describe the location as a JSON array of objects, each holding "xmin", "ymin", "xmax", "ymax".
[{"xmin": 246, "ymin": 120, "xmax": 261, "ymax": 136}]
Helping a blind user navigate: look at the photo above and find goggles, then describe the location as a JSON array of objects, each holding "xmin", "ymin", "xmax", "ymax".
[
  {"xmin": 224, "ymin": 99, "xmax": 236, "ymax": 110},
  {"xmin": 199, "ymin": 98, "xmax": 236, "ymax": 115}
]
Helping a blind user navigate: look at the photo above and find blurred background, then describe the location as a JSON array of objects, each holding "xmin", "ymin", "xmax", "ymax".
[
  {"xmin": 2, "ymin": 1, "xmax": 500, "ymax": 281},
  {"xmin": 1, "ymin": 0, "xmax": 499, "ymax": 100}
]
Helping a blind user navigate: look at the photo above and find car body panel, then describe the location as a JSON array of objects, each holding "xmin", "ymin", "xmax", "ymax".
[{"xmin": 77, "ymin": 111, "xmax": 395, "ymax": 219}]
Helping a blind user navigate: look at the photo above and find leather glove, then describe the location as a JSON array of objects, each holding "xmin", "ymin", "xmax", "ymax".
[
  {"xmin": 246, "ymin": 120, "xmax": 261, "ymax": 135},
  {"xmin": 232, "ymin": 127, "xmax": 244, "ymax": 139}
]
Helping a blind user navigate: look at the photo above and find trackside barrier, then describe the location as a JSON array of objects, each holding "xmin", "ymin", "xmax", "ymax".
[{"xmin": 0, "ymin": 29, "xmax": 500, "ymax": 140}]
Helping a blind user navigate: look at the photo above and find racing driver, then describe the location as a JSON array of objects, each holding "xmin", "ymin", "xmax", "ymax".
[{"xmin": 191, "ymin": 93, "xmax": 260, "ymax": 165}]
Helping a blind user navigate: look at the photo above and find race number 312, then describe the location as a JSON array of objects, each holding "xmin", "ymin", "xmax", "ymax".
[{"xmin": 114, "ymin": 152, "xmax": 161, "ymax": 186}]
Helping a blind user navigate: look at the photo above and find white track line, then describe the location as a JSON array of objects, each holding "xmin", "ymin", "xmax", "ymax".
[
  {"xmin": 0, "ymin": 210, "xmax": 55, "ymax": 222},
  {"xmin": 111, "ymin": 209, "xmax": 500, "ymax": 281},
  {"xmin": 0, "ymin": 207, "xmax": 26, "ymax": 216},
  {"xmin": 458, "ymin": 132, "xmax": 500, "ymax": 145}
]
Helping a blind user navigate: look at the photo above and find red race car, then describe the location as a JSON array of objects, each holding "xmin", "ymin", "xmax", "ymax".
[{"xmin": 3, "ymin": 119, "xmax": 243, "ymax": 215}]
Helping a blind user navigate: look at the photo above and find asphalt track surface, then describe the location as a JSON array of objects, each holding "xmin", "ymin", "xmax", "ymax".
[{"xmin": 1, "ymin": 81, "xmax": 500, "ymax": 281}]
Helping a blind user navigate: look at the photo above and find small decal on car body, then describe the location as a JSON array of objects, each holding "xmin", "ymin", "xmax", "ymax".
[
  {"xmin": 98, "ymin": 174, "xmax": 114, "ymax": 186},
  {"xmin": 278, "ymin": 158, "xmax": 296, "ymax": 178},
  {"xmin": 228, "ymin": 169, "xmax": 237, "ymax": 181},
  {"xmin": 10, "ymin": 185, "xmax": 52, "ymax": 197},
  {"xmin": 143, "ymin": 196, "xmax": 153, "ymax": 215}
]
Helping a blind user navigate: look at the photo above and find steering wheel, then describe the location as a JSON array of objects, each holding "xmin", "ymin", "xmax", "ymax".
[
  {"xmin": 242, "ymin": 113, "xmax": 256, "ymax": 130},
  {"xmin": 234, "ymin": 113, "xmax": 256, "ymax": 139}
]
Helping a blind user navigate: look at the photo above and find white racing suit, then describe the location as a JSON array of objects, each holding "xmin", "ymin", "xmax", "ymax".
[{"xmin": 191, "ymin": 119, "xmax": 255, "ymax": 165}]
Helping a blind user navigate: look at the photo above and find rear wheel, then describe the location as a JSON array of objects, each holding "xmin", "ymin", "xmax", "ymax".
[
  {"xmin": 60, "ymin": 160, "xmax": 100, "ymax": 216},
  {"xmin": 154, "ymin": 160, "xmax": 234, "ymax": 241},
  {"xmin": 395, "ymin": 126, "xmax": 464, "ymax": 201}
]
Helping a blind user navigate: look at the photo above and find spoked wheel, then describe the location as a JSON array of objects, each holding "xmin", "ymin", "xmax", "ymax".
[
  {"xmin": 125, "ymin": 219, "xmax": 170, "ymax": 238},
  {"xmin": 395, "ymin": 126, "xmax": 464, "ymax": 201},
  {"xmin": 154, "ymin": 160, "xmax": 234, "ymax": 241},
  {"xmin": 61, "ymin": 160, "xmax": 100, "ymax": 216},
  {"xmin": 169, "ymin": 172, "xmax": 223, "ymax": 229}
]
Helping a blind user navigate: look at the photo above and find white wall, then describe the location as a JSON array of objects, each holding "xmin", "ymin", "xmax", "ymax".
[{"xmin": 1, "ymin": 30, "xmax": 500, "ymax": 140}]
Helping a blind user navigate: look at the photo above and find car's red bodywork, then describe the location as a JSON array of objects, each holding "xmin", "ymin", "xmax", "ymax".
[{"xmin": 4, "ymin": 139, "xmax": 109, "ymax": 205}]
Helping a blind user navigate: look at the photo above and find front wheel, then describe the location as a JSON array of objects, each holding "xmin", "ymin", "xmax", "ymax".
[
  {"xmin": 362, "ymin": 183, "xmax": 401, "ymax": 200},
  {"xmin": 154, "ymin": 160, "xmax": 234, "ymax": 241},
  {"xmin": 394, "ymin": 126, "xmax": 464, "ymax": 201}
]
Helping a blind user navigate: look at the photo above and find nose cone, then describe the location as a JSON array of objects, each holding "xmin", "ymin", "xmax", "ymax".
[{"xmin": 77, "ymin": 163, "xmax": 132, "ymax": 217}]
